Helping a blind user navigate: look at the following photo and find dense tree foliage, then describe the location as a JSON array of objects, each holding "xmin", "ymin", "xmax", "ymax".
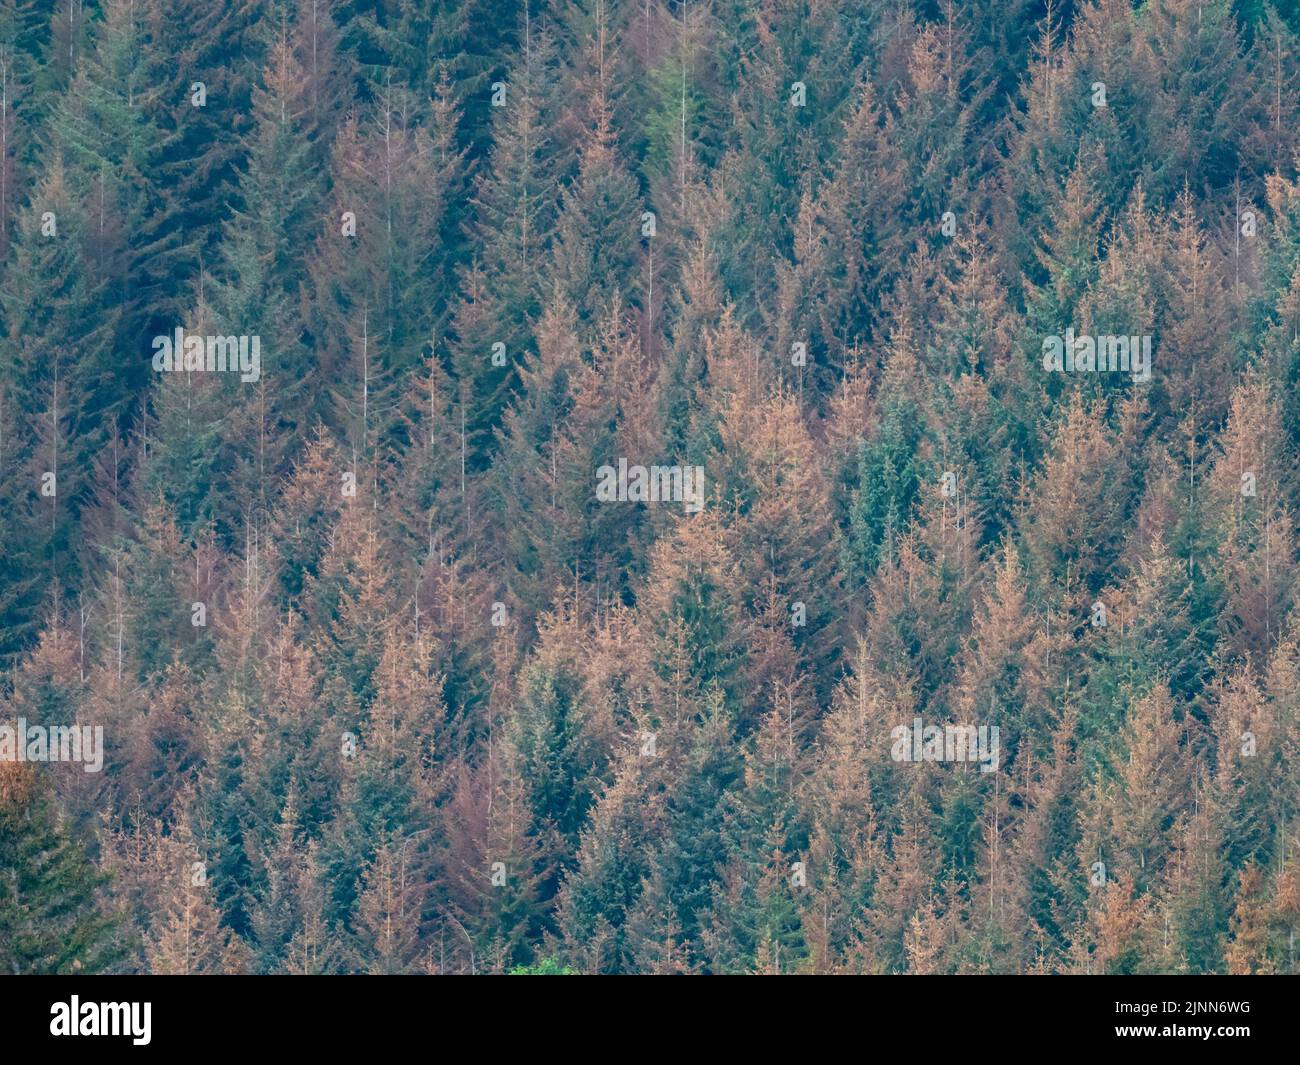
[{"xmin": 1, "ymin": 0, "xmax": 1299, "ymax": 974}]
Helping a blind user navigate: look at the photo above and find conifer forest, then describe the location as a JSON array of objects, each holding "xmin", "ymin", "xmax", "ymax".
[{"xmin": 3, "ymin": 0, "xmax": 1300, "ymax": 978}]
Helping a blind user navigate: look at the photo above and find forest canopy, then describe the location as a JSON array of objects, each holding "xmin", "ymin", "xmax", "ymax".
[{"xmin": 1, "ymin": 0, "xmax": 1299, "ymax": 975}]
